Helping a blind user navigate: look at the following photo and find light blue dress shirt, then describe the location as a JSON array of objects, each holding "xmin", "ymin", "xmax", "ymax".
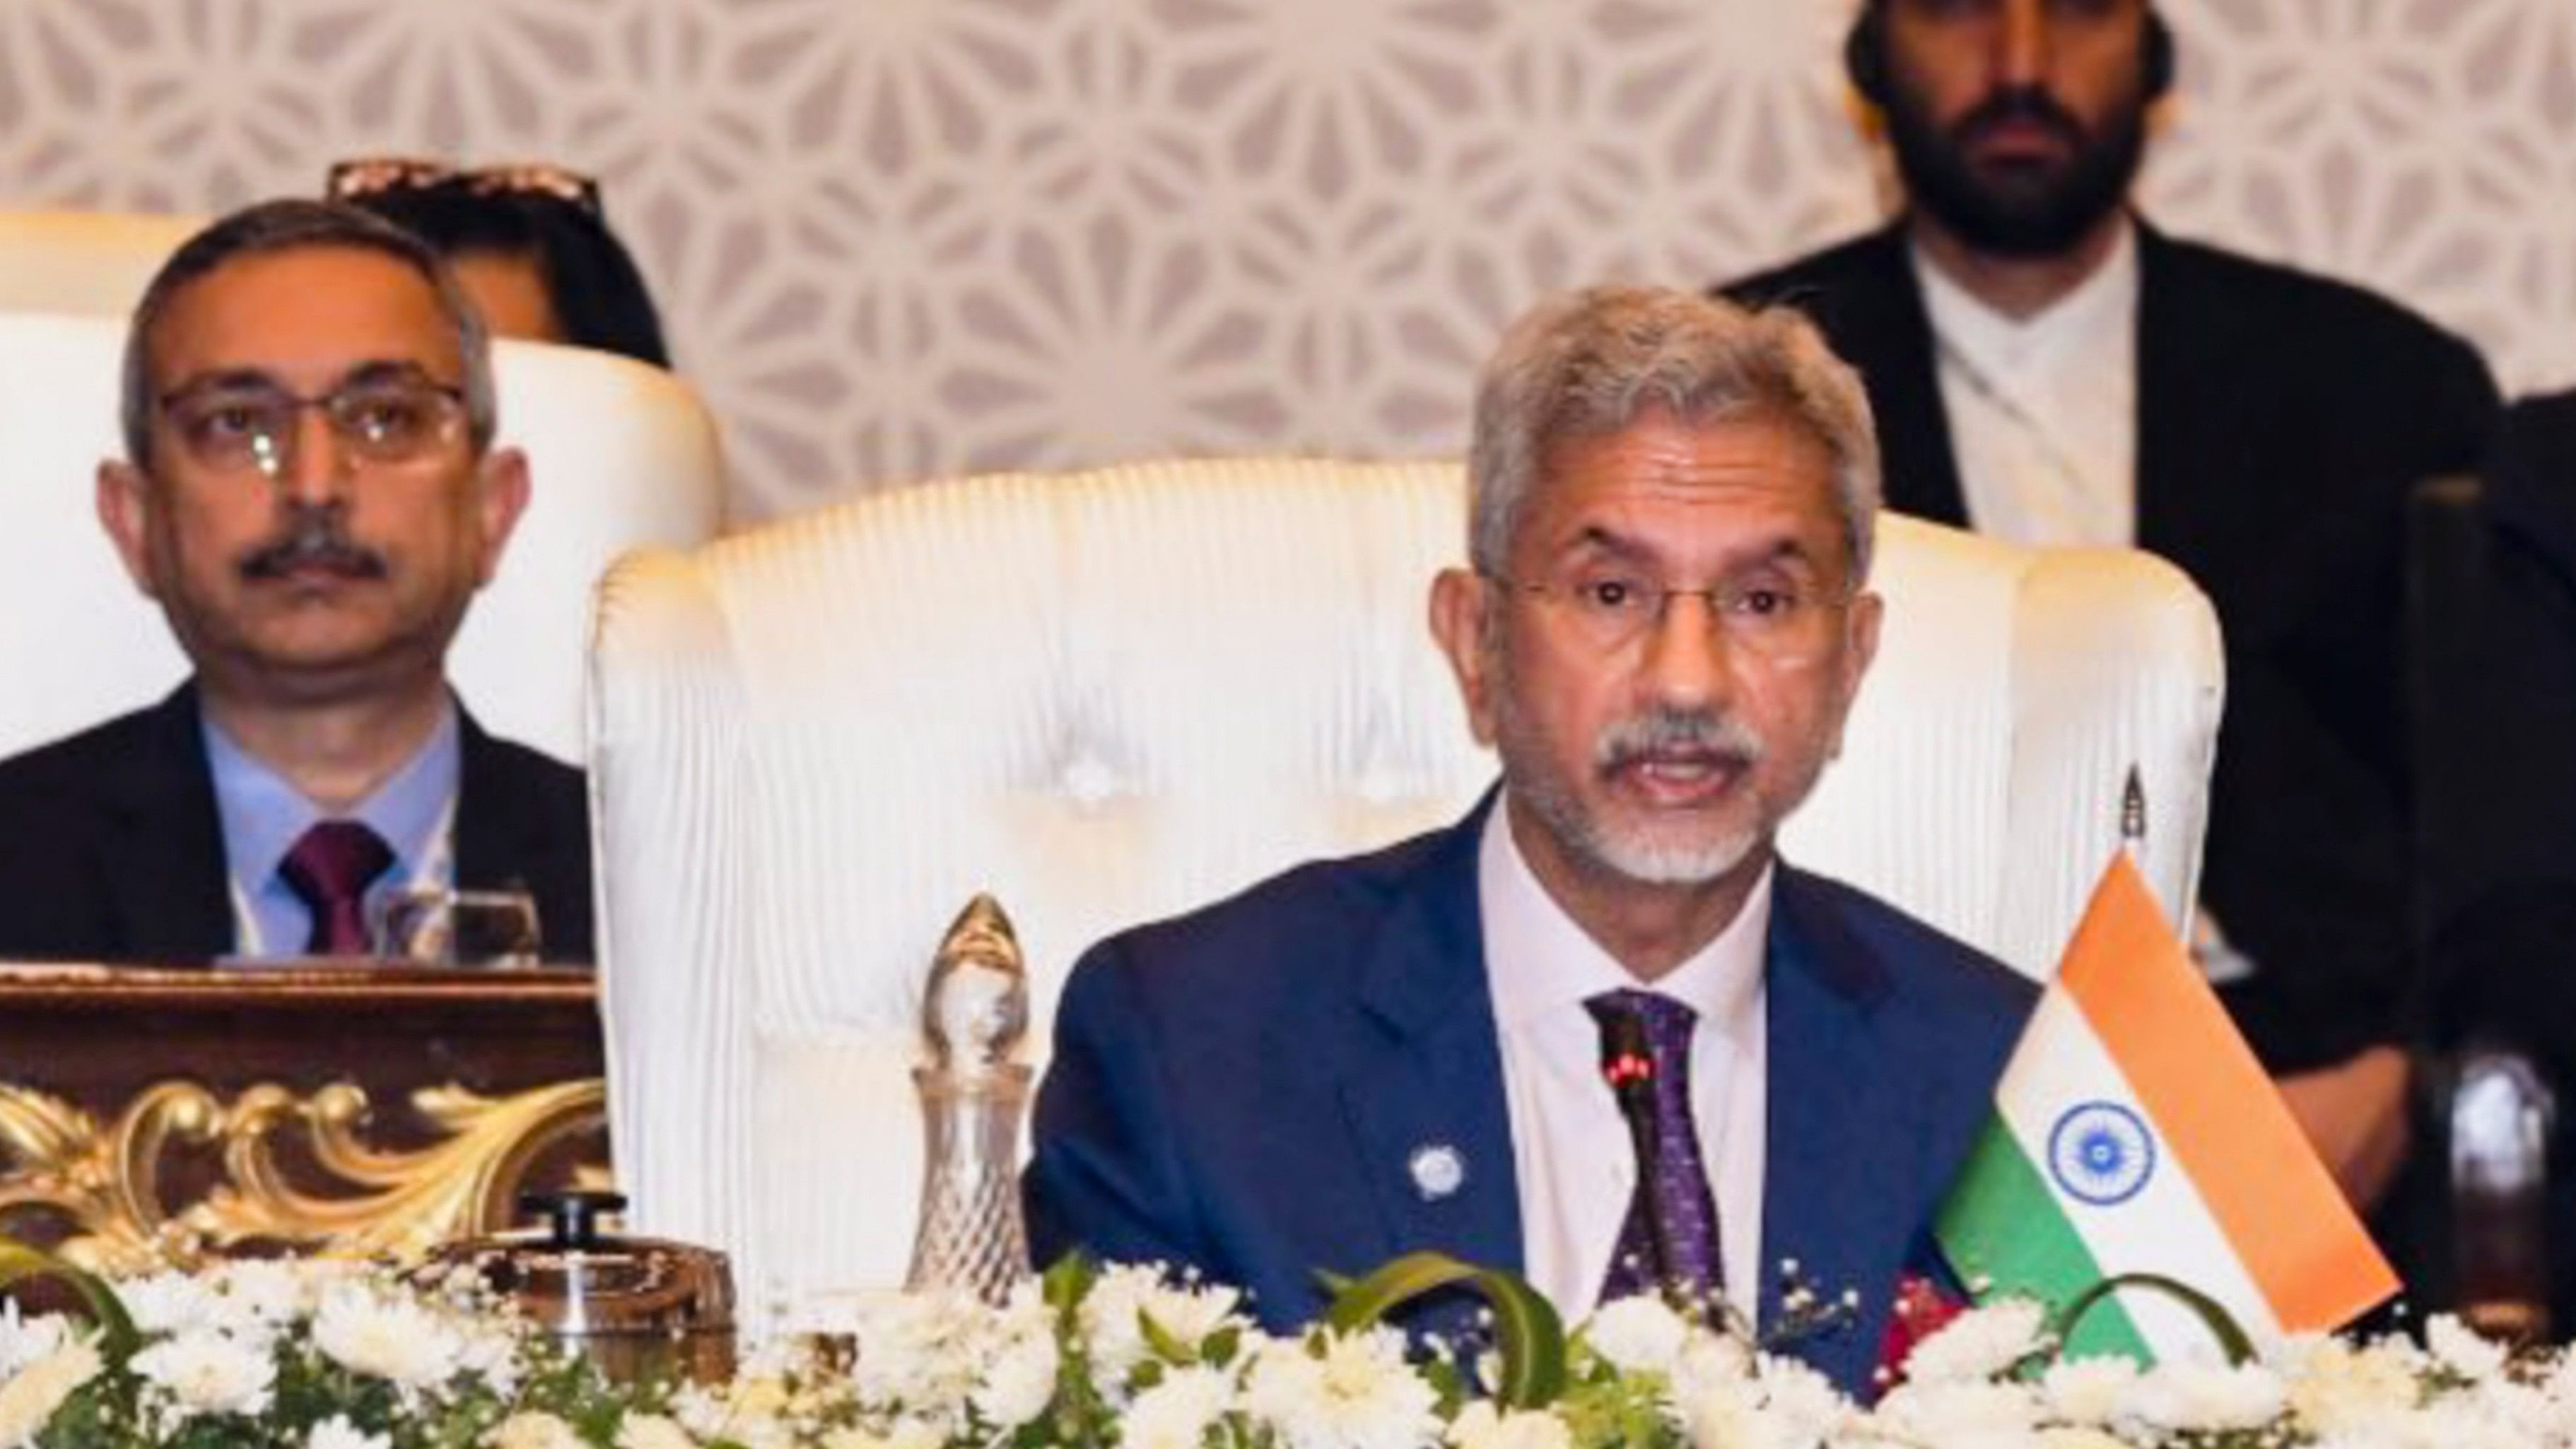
[{"xmin": 201, "ymin": 703, "xmax": 462, "ymax": 958}]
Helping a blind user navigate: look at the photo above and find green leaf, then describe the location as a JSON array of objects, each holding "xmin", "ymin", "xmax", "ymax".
[
  {"xmin": 0, "ymin": 1238, "xmax": 137, "ymax": 1357},
  {"xmin": 1201, "ymin": 1325, "xmax": 1241, "ymax": 1368},
  {"xmin": 1319, "ymin": 1253, "xmax": 1567, "ymax": 1409},
  {"xmin": 1042, "ymin": 1253, "xmax": 1101, "ymax": 1316},
  {"xmin": 2055, "ymin": 1272, "xmax": 2256, "ymax": 1366},
  {"xmin": 1140, "ymin": 1307, "xmax": 1196, "ymax": 1366}
]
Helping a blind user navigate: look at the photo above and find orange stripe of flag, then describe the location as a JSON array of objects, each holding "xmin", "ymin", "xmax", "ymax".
[{"xmin": 2056, "ymin": 855, "xmax": 2396, "ymax": 1330}]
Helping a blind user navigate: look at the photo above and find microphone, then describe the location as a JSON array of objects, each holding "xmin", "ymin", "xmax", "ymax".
[{"xmin": 1596, "ymin": 1007, "xmax": 1678, "ymax": 1297}]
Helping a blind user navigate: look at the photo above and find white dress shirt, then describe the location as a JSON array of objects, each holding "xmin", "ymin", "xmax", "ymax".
[
  {"xmin": 1914, "ymin": 232, "xmax": 2254, "ymax": 982},
  {"xmin": 1478, "ymin": 799, "xmax": 1771, "ymax": 1321},
  {"xmin": 1915, "ymin": 223, "xmax": 2141, "ymax": 548}
]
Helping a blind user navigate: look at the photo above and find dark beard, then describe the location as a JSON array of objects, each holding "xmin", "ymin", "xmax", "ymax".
[{"xmin": 1885, "ymin": 82, "xmax": 2148, "ymax": 259}]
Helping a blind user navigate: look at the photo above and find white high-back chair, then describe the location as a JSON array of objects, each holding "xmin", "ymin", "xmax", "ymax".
[
  {"xmin": 0, "ymin": 308, "xmax": 725, "ymax": 764},
  {"xmin": 0, "ymin": 211, "xmax": 201, "ymax": 317},
  {"xmin": 589, "ymin": 458, "xmax": 2225, "ymax": 1318}
]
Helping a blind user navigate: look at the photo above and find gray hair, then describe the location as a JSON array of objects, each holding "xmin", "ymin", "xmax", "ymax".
[
  {"xmin": 1466, "ymin": 284, "xmax": 1881, "ymax": 580},
  {"xmin": 119, "ymin": 198, "xmax": 498, "ymax": 469}
]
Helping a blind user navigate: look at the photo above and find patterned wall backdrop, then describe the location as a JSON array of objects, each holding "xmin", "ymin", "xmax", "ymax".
[{"xmin": 4, "ymin": 0, "xmax": 2572, "ymax": 520}]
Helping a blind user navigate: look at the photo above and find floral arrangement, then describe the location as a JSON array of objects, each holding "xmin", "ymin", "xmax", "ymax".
[{"xmin": 3, "ymin": 1246, "xmax": 2575, "ymax": 1449}]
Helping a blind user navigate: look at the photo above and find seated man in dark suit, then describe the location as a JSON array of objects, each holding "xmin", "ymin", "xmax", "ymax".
[
  {"xmin": 0, "ymin": 199, "xmax": 592, "ymax": 962},
  {"xmin": 1724, "ymin": 0, "xmax": 2499, "ymax": 1219},
  {"xmin": 1025, "ymin": 285, "xmax": 2037, "ymax": 1397}
]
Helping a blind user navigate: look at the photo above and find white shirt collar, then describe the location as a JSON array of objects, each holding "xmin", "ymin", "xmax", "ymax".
[
  {"xmin": 1479, "ymin": 793, "xmax": 1771, "ymax": 1036},
  {"xmin": 1912, "ymin": 219, "xmax": 2141, "ymax": 378}
]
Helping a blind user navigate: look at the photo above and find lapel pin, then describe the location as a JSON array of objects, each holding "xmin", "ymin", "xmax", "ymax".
[{"xmin": 1407, "ymin": 1143, "xmax": 1465, "ymax": 1201}]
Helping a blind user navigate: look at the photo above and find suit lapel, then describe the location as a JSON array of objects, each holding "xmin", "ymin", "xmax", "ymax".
[
  {"xmin": 1337, "ymin": 799, "xmax": 1523, "ymax": 1277},
  {"xmin": 2132, "ymin": 224, "xmax": 2245, "ymax": 563},
  {"xmin": 1758, "ymin": 868, "xmax": 1926, "ymax": 1394},
  {"xmin": 452, "ymin": 708, "xmax": 562, "ymax": 893},
  {"xmin": 100, "ymin": 686, "xmax": 234, "ymax": 959}
]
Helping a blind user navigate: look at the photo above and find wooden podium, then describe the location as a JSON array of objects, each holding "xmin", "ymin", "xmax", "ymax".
[{"xmin": 0, "ymin": 962, "xmax": 606, "ymax": 1271}]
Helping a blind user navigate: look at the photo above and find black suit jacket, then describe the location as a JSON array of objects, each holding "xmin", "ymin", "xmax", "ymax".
[
  {"xmin": 0, "ymin": 684, "xmax": 594, "ymax": 963},
  {"xmin": 2426, "ymin": 391, "xmax": 2576, "ymax": 1065},
  {"xmin": 1728, "ymin": 220, "xmax": 2500, "ymax": 1072}
]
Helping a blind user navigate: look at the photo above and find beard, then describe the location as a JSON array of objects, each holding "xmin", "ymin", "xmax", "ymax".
[
  {"xmin": 1884, "ymin": 80, "xmax": 2148, "ymax": 259},
  {"xmin": 1498, "ymin": 697, "xmax": 1772, "ymax": 888}
]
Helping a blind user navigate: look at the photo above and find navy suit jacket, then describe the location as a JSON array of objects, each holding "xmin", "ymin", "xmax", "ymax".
[
  {"xmin": 1727, "ymin": 221, "xmax": 2500, "ymax": 1072},
  {"xmin": 0, "ymin": 684, "xmax": 595, "ymax": 963},
  {"xmin": 1025, "ymin": 800, "xmax": 2036, "ymax": 1397}
]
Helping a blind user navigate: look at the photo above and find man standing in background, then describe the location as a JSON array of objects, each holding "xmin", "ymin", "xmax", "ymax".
[{"xmin": 1727, "ymin": 0, "xmax": 2498, "ymax": 1219}]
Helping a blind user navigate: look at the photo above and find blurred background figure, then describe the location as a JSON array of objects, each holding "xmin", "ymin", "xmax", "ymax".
[
  {"xmin": 327, "ymin": 158, "xmax": 672, "ymax": 370},
  {"xmin": 1725, "ymin": 0, "xmax": 2499, "ymax": 1233}
]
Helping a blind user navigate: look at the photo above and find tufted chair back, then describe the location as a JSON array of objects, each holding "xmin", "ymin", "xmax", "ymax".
[
  {"xmin": 0, "ymin": 309, "xmax": 725, "ymax": 765},
  {"xmin": 587, "ymin": 458, "xmax": 2225, "ymax": 1318}
]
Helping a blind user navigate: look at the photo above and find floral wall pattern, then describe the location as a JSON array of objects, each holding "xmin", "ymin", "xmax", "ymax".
[{"xmin": 4, "ymin": 0, "xmax": 2570, "ymax": 520}]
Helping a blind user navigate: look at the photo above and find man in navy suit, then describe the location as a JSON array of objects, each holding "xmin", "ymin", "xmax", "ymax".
[{"xmin": 1026, "ymin": 286, "xmax": 2037, "ymax": 1396}]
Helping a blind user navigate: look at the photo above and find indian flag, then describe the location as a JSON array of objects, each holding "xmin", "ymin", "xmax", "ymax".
[{"xmin": 1936, "ymin": 853, "xmax": 2397, "ymax": 1361}]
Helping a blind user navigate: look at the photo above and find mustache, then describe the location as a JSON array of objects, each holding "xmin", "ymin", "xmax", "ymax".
[
  {"xmin": 1955, "ymin": 85, "xmax": 2087, "ymax": 149},
  {"xmin": 237, "ymin": 510, "xmax": 388, "ymax": 582},
  {"xmin": 1593, "ymin": 707, "xmax": 1764, "ymax": 775}
]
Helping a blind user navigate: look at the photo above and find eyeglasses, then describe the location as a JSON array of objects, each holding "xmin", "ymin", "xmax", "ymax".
[
  {"xmin": 1489, "ymin": 568, "xmax": 1856, "ymax": 660},
  {"xmin": 158, "ymin": 374, "xmax": 469, "ymax": 480},
  {"xmin": 327, "ymin": 156, "xmax": 603, "ymax": 217}
]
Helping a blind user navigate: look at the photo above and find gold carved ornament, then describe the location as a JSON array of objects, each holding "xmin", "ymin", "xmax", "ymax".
[{"xmin": 0, "ymin": 1078, "xmax": 604, "ymax": 1274}]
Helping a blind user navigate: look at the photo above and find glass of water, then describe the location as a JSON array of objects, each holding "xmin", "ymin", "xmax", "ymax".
[{"xmin": 370, "ymin": 886, "xmax": 544, "ymax": 968}]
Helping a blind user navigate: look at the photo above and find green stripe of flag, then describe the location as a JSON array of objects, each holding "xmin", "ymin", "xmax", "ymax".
[{"xmin": 1938, "ymin": 1115, "xmax": 2155, "ymax": 1363}]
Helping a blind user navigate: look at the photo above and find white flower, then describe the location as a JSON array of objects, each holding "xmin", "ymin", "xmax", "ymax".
[
  {"xmin": 616, "ymin": 1412, "xmax": 698, "ymax": 1449},
  {"xmin": 1241, "ymin": 1327, "xmax": 1441, "ymax": 1449},
  {"xmin": 308, "ymin": 1413, "xmax": 392, "ymax": 1449},
  {"xmin": 314, "ymin": 1283, "xmax": 466, "ymax": 1390},
  {"xmin": 1669, "ymin": 1327, "xmax": 1752, "ymax": 1402},
  {"xmin": 1082, "ymin": 1265, "xmax": 1246, "ymax": 1386},
  {"xmin": 2037, "ymin": 1356, "xmax": 2138, "ymax": 1426},
  {"xmin": 134, "ymin": 1326, "xmax": 276, "ymax": 1421},
  {"xmin": 2122, "ymin": 1358, "xmax": 2284, "ymax": 1433},
  {"xmin": 0, "ymin": 1304, "xmax": 74, "ymax": 1380},
  {"xmin": 214, "ymin": 1260, "xmax": 316, "ymax": 1327},
  {"xmin": 1750, "ymin": 1354, "xmax": 1854, "ymax": 1445},
  {"xmin": 1446, "ymin": 1402, "xmax": 1572, "ymax": 1449},
  {"xmin": 1583, "ymin": 1296, "xmax": 1691, "ymax": 1377},
  {"xmin": 1123, "ymin": 1365, "xmax": 1239, "ymax": 1449},
  {"xmin": 2285, "ymin": 1339, "xmax": 2423, "ymax": 1437},
  {"xmin": 819, "ymin": 1424, "xmax": 945, "ymax": 1449},
  {"xmin": 490, "ymin": 1411, "xmax": 586, "ymax": 1449},
  {"xmin": 2424, "ymin": 1317, "xmax": 2510, "ymax": 1383},
  {"xmin": 0, "ymin": 1339, "xmax": 102, "ymax": 1449},
  {"xmin": 119, "ymin": 1271, "xmax": 219, "ymax": 1336},
  {"xmin": 455, "ymin": 1322, "xmax": 526, "ymax": 1399},
  {"xmin": 972, "ymin": 1324, "xmax": 1060, "ymax": 1429},
  {"xmin": 1674, "ymin": 1378, "xmax": 1787, "ymax": 1449},
  {"xmin": 1873, "ymin": 1379, "xmax": 2040, "ymax": 1443},
  {"xmin": 848, "ymin": 1290, "xmax": 986, "ymax": 1424},
  {"xmin": 1900, "ymin": 1299, "xmax": 2049, "ymax": 1385}
]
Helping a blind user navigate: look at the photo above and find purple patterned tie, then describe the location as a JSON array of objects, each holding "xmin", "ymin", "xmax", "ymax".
[
  {"xmin": 1588, "ymin": 988, "xmax": 1724, "ymax": 1307},
  {"xmin": 278, "ymin": 820, "xmax": 395, "ymax": 955}
]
